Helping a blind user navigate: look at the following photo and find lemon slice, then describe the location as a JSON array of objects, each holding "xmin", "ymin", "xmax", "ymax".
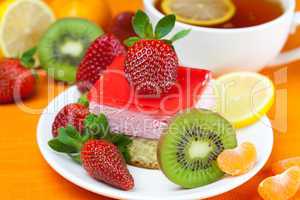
[
  {"xmin": 215, "ymin": 72, "xmax": 275, "ymax": 128},
  {"xmin": 0, "ymin": 0, "xmax": 55, "ymax": 58},
  {"xmin": 161, "ymin": 0, "xmax": 235, "ymax": 26}
]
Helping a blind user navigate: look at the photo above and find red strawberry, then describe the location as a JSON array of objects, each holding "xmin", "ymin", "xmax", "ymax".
[
  {"xmin": 124, "ymin": 10, "xmax": 189, "ymax": 96},
  {"xmin": 76, "ymin": 34, "xmax": 126, "ymax": 92},
  {"xmin": 81, "ymin": 139, "xmax": 134, "ymax": 190},
  {"xmin": 125, "ymin": 40, "xmax": 178, "ymax": 95},
  {"xmin": 0, "ymin": 59, "xmax": 36, "ymax": 104},
  {"xmin": 48, "ymin": 114, "xmax": 133, "ymax": 190},
  {"xmin": 52, "ymin": 103, "xmax": 89, "ymax": 137}
]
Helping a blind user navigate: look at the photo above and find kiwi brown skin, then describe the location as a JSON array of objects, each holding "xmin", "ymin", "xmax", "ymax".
[{"xmin": 157, "ymin": 108, "xmax": 237, "ymax": 188}]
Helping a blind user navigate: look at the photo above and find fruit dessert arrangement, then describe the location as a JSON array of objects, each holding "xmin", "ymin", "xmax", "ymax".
[
  {"xmin": 44, "ymin": 9, "xmax": 281, "ymax": 195},
  {"xmin": 0, "ymin": 0, "xmax": 299, "ymax": 199}
]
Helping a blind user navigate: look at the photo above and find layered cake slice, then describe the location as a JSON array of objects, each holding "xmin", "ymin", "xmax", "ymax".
[{"xmin": 88, "ymin": 56, "xmax": 216, "ymax": 140}]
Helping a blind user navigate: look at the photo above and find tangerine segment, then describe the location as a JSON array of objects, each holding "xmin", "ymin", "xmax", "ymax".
[
  {"xmin": 217, "ymin": 142, "xmax": 257, "ymax": 176},
  {"xmin": 272, "ymin": 157, "xmax": 300, "ymax": 174},
  {"xmin": 258, "ymin": 167, "xmax": 300, "ymax": 200}
]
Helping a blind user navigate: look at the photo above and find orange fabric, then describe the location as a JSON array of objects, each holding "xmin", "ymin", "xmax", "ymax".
[{"xmin": 0, "ymin": 0, "xmax": 300, "ymax": 199}]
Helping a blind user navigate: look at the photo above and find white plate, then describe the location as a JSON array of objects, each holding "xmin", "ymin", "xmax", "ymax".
[{"xmin": 37, "ymin": 86, "xmax": 274, "ymax": 200}]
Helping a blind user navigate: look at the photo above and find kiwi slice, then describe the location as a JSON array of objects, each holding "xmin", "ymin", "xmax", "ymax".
[
  {"xmin": 38, "ymin": 18, "xmax": 103, "ymax": 83},
  {"xmin": 158, "ymin": 109, "xmax": 237, "ymax": 188}
]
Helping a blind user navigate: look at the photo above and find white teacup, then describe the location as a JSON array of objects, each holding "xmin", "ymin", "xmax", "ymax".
[{"xmin": 144, "ymin": 0, "xmax": 300, "ymax": 74}]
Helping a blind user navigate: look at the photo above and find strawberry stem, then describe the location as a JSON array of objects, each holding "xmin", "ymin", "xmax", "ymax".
[
  {"xmin": 78, "ymin": 93, "xmax": 89, "ymax": 107},
  {"xmin": 126, "ymin": 10, "xmax": 190, "ymax": 47},
  {"xmin": 20, "ymin": 47, "xmax": 37, "ymax": 68}
]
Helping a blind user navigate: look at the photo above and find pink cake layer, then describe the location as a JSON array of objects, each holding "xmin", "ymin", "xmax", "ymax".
[{"xmin": 89, "ymin": 82, "xmax": 216, "ymax": 139}]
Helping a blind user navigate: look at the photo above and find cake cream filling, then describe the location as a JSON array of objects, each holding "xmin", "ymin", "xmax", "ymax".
[{"xmin": 89, "ymin": 80, "xmax": 216, "ymax": 139}]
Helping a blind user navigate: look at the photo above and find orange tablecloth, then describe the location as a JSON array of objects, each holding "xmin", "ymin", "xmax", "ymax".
[{"xmin": 1, "ymin": 0, "xmax": 300, "ymax": 199}]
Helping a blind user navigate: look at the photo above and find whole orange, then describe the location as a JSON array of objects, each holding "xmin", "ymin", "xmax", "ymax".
[{"xmin": 47, "ymin": 0, "xmax": 112, "ymax": 29}]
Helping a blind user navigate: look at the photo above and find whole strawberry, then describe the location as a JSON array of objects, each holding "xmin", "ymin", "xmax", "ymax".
[
  {"xmin": 124, "ymin": 10, "xmax": 190, "ymax": 96},
  {"xmin": 52, "ymin": 103, "xmax": 89, "ymax": 137},
  {"xmin": 48, "ymin": 114, "xmax": 134, "ymax": 190},
  {"xmin": 81, "ymin": 140, "xmax": 134, "ymax": 190},
  {"xmin": 76, "ymin": 34, "xmax": 126, "ymax": 92},
  {"xmin": 0, "ymin": 48, "xmax": 37, "ymax": 104}
]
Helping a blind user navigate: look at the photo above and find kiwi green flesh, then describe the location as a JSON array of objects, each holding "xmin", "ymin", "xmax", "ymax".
[
  {"xmin": 38, "ymin": 18, "xmax": 103, "ymax": 83},
  {"xmin": 158, "ymin": 109, "xmax": 237, "ymax": 188}
]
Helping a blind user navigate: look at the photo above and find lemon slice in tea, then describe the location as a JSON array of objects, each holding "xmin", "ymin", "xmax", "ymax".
[
  {"xmin": 214, "ymin": 72, "xmax": 275, "ymax": 128},
  {"xmin": 161, "ymin": 0, "xmax": 236, "ymax": 26}
]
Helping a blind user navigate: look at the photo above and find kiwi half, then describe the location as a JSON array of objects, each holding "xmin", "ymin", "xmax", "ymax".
[
  {"xmin": 158, "ymin": 109, "xmax": 237, "ymax": 188},
  {"xmin": 38, "ymin": 18, "xmax": 103, "ymax": 83}
]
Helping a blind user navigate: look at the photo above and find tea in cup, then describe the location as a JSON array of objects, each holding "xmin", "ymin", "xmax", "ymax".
[{"xmin": 144, "ymin": 0, "xmax": 300, "ymax": 74}]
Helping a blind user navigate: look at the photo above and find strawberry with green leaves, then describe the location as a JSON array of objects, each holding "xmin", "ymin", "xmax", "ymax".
[
  {"xmin": 52, "ymin": 103, "xmax": 89, "ymax": 137},
  {"xmin": 48, "ymin": 113, "xmax": 134, "ymax": 190},
  {"xmin": 0, "ymin": 48, "xmax": 37, "ymax": 104},
  {"xmin": 124, "ymin": 10, "xmax": 190, "ymax": 96}
]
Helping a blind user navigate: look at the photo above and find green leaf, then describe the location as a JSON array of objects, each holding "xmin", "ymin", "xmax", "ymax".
[
  {"xmin": 105, "ymin": 133, "xmax": 132, "ymax": 163},
  {"xmin": 95, "ymin": 114, "xmax": 110, "ymax": 137},
  {"xmin": 170, "ymin": 29, "xmax": 191, "ymax": 42},
  {"xmin": 84, "ymin": 114, "xmax": 110, "ymax": 139},
  {"xmin": 124, "ymin": 37, "xmax": 140, "ymax": 47},
  {"xmin": 78, "ymin": 94, "xmax": 89, "ymax": 107},
  {"xmin": 118, "ymin": 145, "xmax": 131, "ymax": 163},
  {"xmin": 57, "ymin": 127, "xmax": 82, "ymax": 151},
  {"xmin": 83, "ymin": 114, "xmax": 96, "ymax": 126},
  {"xmin": 68, "ymin": 154, "xmax": 82, "ymax": 164},
  {"xmin": 20, "ymin": 47, "xmax": 37, "ymax": 68},
  {"xmin": 64, "ymin": 125, "xmax": 82, "ymax": 140},
  {"xmin": 162, "ymin": 39, "xmax": 173, "ymax": 46},
  {"xmin": 48, "ymin": 125, "xmax": 84, "ymax": 154},
  {"xmin": 133, "ymin": 10, "xmax": 150, "ymax": 38},
  {"xmin": 48, "ymin": 139, "xmax": 78, "ymax": 153},
  {"xmin": 155, "ymin": 14, "xmax": 176, "ymax": 39},
  {"xmin": 81, "ymin": 132, "xmax": 90, "ymax": 143},
  {"xmin": 112, "ymin": 134, "xmax": 132, "ymax": 146},
  {"xmin": 145, "ymin": 21, "xmax": 154, "ymax": 38}
]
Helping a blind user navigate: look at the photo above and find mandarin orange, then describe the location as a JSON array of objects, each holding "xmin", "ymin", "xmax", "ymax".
[
  {"xmin": 258, "ymin": 167, "xmax": 300, "ymax": 200},
  {"xmin": 272, "ymin": 157, "xmax": 300, "ymax": 174},
  {"xmin": 217, "ymin": 142, "xmax": 257, "ymax": 176}
]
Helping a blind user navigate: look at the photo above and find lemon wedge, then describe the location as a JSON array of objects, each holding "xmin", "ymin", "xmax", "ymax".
[
  {"xmin": 0, "ymin": 0, "xmax": 55, "ymax": 58},
  {"xmin": 161, "ymin": 0, "xmax": 236, "ymax": 26},
  {"xmin": 215, "ymin": 72, "xmax": 275, "ymax": 128}
]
